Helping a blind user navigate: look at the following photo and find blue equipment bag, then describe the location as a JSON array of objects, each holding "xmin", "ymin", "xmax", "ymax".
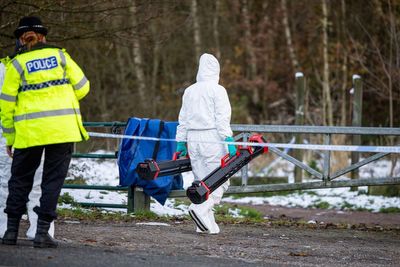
[{"xmin": 118, "ymin": 117, "xmax": 183, "ymax": 205}]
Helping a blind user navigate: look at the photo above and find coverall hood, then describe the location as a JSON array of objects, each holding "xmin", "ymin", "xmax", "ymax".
[{"xmin": 196, "ymin": 53, "xmax": 220, "ymax": 83}]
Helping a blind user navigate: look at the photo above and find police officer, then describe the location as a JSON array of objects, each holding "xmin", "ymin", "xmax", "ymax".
[
  {"xmin": 0, "ymin": 16, "xmax": 90, "ymax": 248},
  {"xmin": 1, "ymin": 48, "xmax": 55, "ymax": 242}
]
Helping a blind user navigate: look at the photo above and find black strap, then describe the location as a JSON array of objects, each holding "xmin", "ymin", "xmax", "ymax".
[{"xmin": 152, "ymin": 121, "xmax": 164, "ymax": 160}]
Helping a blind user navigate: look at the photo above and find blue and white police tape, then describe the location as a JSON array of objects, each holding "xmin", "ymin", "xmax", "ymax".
[{"xmin": 88, "ymin": 132, "xmax": 400, "ymax": 154}]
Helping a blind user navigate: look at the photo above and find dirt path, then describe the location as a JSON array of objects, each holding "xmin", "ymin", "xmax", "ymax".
[
  {"xmin": 247, "ymin": 204, "xmax": 400, "ymax": 229},
  {"xmin": 1, "ymin": 216, "xmax": 399, "ymax": 267}
]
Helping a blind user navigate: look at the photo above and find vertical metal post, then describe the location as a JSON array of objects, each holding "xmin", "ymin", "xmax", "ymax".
[
  {"xmin": 241, "ymin": 132, "xmax": 250, "ymax": 186},
  {"xmin": 322, "ymin": 134, "xmax": 331, "ymax": 182},
  {"xmin": 127, "ymin": 186, "xmax": 150, "ymax": 213},
  {"xmin": 127, "ymin": 186, "xmax": 134, "ymax": 213},
  {"xmin": 351, "ymin": 75, "xmax": 362, "ymax": 191},
  {"xmin": 294, "ymin": 72, "xmax": 305, "ymax": 183}
]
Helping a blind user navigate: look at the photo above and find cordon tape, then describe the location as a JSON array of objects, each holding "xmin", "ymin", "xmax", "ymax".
[{"xmin": 88, "ymin": 132, "xmax": 400, "ymax": 154}]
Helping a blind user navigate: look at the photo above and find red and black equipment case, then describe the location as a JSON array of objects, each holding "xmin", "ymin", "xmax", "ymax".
[
  {"xmin": 136, "ymin": 152, "xmax": 191, "ymax": 180},
  {"xmin": 186, "ymin": 134, "xmax": 268, "ymax": 204},
  {"xmin": 135, "ymin": 134, "xmax": 268, "ymax": 204}
]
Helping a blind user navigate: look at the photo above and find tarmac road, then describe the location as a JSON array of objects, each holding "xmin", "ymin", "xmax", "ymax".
[
  {"xmin": 0, "ymin": 239, "xmax": 266, "ymax": 267},
  {"xmin": 0, "ymin": 219, "xmax": 399, "ymax": 267}
]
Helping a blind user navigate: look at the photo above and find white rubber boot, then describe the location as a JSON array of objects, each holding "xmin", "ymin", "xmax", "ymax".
[
  {"xmin": 189, "ymin": 198, "xmax": 219, "ymax": 234},
  {"xmin": 206, "ymin": 208, "xmax": 220, "ymax": 234},
  {"xmin": 195, "ymin": 209, "xmax": 220, "ymax": 234}
]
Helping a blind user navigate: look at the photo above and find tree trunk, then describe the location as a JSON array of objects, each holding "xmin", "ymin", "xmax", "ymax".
[
  {"xmin": 130, "ymin": 3, "xmax": 146, "ymax": 110},
  {"xmin": 281, "ymin": 0, "xmax": 299, "ymax": 71},
  {"xmin": 241, "ymin": 0, "xmax": 261, "ymax": 123},
  {"xmin": 191, "ymin": 0, "xmax": 202, "ymax": 60},
  {"xmin": 388, "ymin": 1, "xmax": 397, "ymax": 177},
  {"xmin": 260, "ymin": 1, "xmax": 271, "ymax": 123},
  {"xmin": 213, "ymin": 0, "xmax": 221, "ymax": 59},
  {"xmin": 388, "ymin": 1, "xmax": 394, "ymax": 129},
  {"xmin": 151, "ymin": 33, "xmax": 161, "ymax": 117},
  {"xmin": 242, "ymin": 0, "xmax": 258, "ymax": 101},
  {"xmin": 339, "ymin": 0, "xmax": 348, "ymax": 127},
  {"xmin": 322, "ymin": 0, "xmax": 333, "ymax": 126},
  {"xmin": 242, "ymin": 0, "xmax": 257, "ymax": 80}
]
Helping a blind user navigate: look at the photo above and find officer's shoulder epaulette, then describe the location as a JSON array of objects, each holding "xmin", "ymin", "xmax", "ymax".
[{"xmin": 0, "ymin": 56, "xmax": 10, "ymax": 65}]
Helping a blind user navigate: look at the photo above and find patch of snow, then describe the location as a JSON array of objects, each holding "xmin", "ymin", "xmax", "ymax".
[
  {"xmin": 228, "ymin": 208, "xmax": 244, "ymax": 218},
  {"xmin": 136, "ymin": 222, "xmax": 170, "ymax": 226},
  {"xmin": 151, "ymin": 199, "xmax": 188, "ymax": 216}
]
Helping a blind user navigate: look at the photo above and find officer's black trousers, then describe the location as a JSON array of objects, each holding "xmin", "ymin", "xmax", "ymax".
[{"xmin": 5, "ymin": 143, "xmax": 73, "ymax": 222}]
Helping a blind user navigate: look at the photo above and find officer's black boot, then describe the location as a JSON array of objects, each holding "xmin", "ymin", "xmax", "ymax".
[
  {"xmin": 2, "ymin": 217, "xmax": 20, "ymax": 245},
  {"xmin": 33, "ymin": 219, "xmax": 57, "ymax": 248}
]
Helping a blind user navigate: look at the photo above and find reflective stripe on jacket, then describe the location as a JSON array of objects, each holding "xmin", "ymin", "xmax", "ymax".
[{"xmin": 0, "ymin": 45, "xmax": 89, "ymax": 148}]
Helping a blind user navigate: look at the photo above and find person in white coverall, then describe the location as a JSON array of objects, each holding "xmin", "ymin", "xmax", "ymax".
[
  {"xmin": 176, "ymin": 53, "xmax": 237, "ymax": 234},
  {"xmin": 0, "ymin": 60, "xmax": 54, "ymax": 240}
]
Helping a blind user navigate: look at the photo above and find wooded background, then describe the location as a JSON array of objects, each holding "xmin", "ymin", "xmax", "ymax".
[{"xmin": 1, "ymin": 0, "xmax": 399, "ymax": 132}]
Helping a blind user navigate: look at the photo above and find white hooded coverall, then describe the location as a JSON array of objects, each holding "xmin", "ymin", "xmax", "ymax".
[
  {"xmin": 176, "ymin": 53, "xmax": 232, "ymax": 234},
  {"xmin": 0, "ymin": 61, "xmax": 54, "ymax": 240}
]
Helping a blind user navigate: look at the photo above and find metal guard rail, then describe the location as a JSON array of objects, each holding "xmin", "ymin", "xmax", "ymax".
[{"xmin": 63, "ymin": 122, "xmax": 400, "ymax": 212}]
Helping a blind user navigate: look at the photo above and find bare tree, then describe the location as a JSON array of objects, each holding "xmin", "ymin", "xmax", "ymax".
[
  {"xmin": 281, "ymin": 0, "xmax": 299, "ymax": 71},
  {"xmin": 130, "ymin": 2, "xmax": 146, "ymax": 108},
  {"xmin": 241, "ymin": 0, "xmax": 258, "ymax": 104},
  {"xmin": 339, "ymin": 0, "xmax": 348, "ymax": 127}
]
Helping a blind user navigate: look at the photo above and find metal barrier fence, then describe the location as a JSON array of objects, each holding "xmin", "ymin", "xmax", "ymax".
[{"xmin": 64, "ymin": 122, "xmax": 400, "ymax": 212}]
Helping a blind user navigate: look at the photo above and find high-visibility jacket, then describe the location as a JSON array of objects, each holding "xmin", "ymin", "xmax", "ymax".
[{"xmin": 0, "ymin": 44, "xmax": 90, "ymax": 148}]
